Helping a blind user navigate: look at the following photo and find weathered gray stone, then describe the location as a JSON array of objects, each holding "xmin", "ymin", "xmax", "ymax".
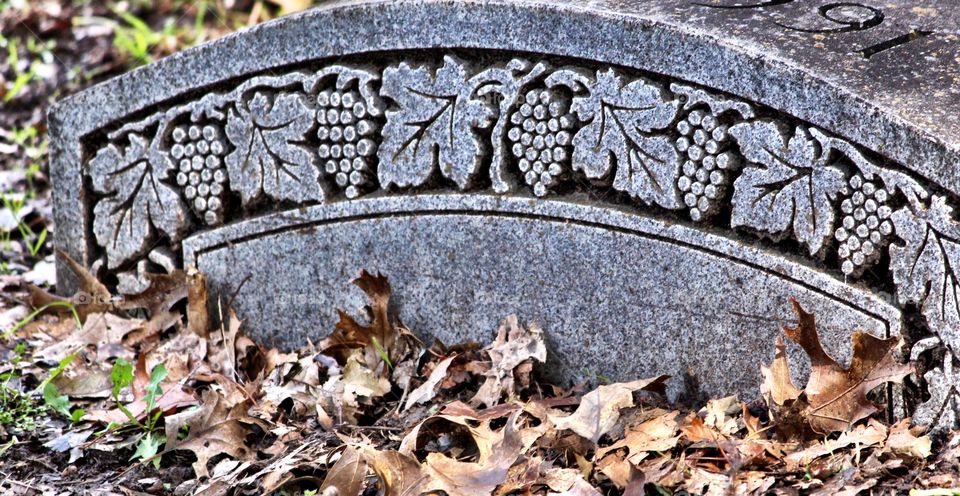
[{"xmin": 48, "ymin": 0, "xmax": 960, "ymax": 428}]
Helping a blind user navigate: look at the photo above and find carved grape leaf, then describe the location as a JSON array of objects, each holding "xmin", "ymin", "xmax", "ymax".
[
  {"xmin": 224, "ymin": 91, "xmax": 322, "ymax": 206},
  {"xmin": 728, "ymin": 122, "xmax": 845, "ymax": 255},
  {"xmin": 378, "ymin": 55, "xmax": 495, "ymax": 190},
  {"xmin": 913, "ymin": 352, "xmax": 960, "ymax": 429},
  {"xmin": 89, "ymin": 133, "xmax": 189, "ymax": 269},
  {"xmin": 570, "ymin": 69, "xmax": 681, "ymax": 209},
  {"xmin": 670, "ymin": 83, "xmax": 755, "ymax": 119},
  {"xmin": 889, "ymin": 195, "xmax": 960, "ymax": 354}
]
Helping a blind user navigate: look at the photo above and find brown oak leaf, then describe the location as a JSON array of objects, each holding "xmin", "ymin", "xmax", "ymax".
[
  {"xmin": 320, "ymin": 271, "xmax": 418, "ymax": 374},
  {"xmin": 763, "ymin": 299, "xmax": 913, "ymax": 435},
  {"xmin": 550, "ymin": 376, "xmax": 668, "ymax": 444},
  {"xmin": 163, "ymin": 389, "xmax": 264, "ymax": 478},
  {"xmin": 596, "ymin": 411, "xmax": 680, "ymax": 464},
  {"xmin": 319, "ymin": 446, "xmax": 368, "ymax": 496}
]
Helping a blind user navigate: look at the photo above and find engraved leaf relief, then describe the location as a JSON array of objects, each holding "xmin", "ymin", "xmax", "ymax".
[
  {"xmin": 728, "ymin": 122, "xmax": 846, "ymax": 256},
  {"xmin": 89, "ymin": 133, "xmax": 190, "ymax": 269},
  {"xmin": 910, "ymin": 338, "xmax": 960, "ymax": 428},
  {"xmin": 377, "ymin": 55, "xmax": 496, "ymax": 190},
  {"xmin": 225, "ymin": 90, "xmax": 322, "ymax": 206},
  {"xmin": 890, "ymin": 196, "xmax": 960, "ymax": 357},
  {"xmin": 569, "ymin": 69, "xmax": 681, "ymax": 208},
  {"xmin": 916, "ymin": 355, "xmax": 960, "ymax": 428}
]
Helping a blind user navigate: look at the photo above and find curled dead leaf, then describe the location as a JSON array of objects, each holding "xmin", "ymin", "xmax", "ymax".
[
  {"xmin": 361, "ymin": 447, "xmax": 428, "ymax": 496},
  {"xmin": 596, "ymin": 411, "xmax": 680, "ymax": 465},
  {"xmin": 403, "ymin": 354, "xmax": 457, "ymax": 412},
  {"xmin": 164, "ymin": 389, "xmax": 265, "ymax": 478},
  {"xmin": 883, "ymin": 418, "xmax": 932, "ymax": 459},
  {"xmin": 321, "ymin": 271, "xmax": 419, "ymax": 374},
  {"xmin": 471, "ymin": 315, "xmax": 547, "ymax": 407},
  {"xmin": 550, "ymin": 376, "xmax": 668, "ymax": 444},
  {"xmin": 762, "ymin": 299, "xmax": 913, "ymax": 436},
  {"xmin": 319, "ymin": 446, "xmax": 367, "ymax": 496}
]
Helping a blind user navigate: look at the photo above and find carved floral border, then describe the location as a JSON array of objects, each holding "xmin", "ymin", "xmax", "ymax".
[{"xmin": 83, "ymin": 54, "xmax": 959, "ymax": 430}]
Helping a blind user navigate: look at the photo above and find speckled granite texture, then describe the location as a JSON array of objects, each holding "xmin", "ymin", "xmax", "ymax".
[{"xmin": 49, "ymin": 0, "xmax": 960, "ymax": 428}]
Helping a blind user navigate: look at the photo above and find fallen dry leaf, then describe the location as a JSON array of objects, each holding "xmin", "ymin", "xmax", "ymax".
[
  {"xmin": 544, "ymin": 467, "xmax": 602, "ymax": 496},
  {"xmin": 177, "ymin": 418, "xmax": 260, "ymax": 479},
  {"xmin": 185, "ymin": 267, "xmax": 209, "ymax": 337},
  {"xmin": 146, "ymin": 329, "xmax": 206, "ymax": 383},
  {"xmin": 499, "ymin": 454, "xmax": 543, "ymax": 494},
  {"xmin": 342, "ymin": 349, "xmax": 391, "ymax": 403},
  {"xmin": 809, "ymin": 471, "xmax": 877, "ymax": 496},
  {"xmin": 321, "ymin": 271, "xmax": 419, "ymax": 375},
  {"xmin": 38, "ymin": 312, "xmax": 144, "ymax": 362},
  {"xmin": 763, "ymin": 299, "xmax": 912, "ymax": 435},
  {"xmin": 403, "ymin": 354, "xmax": 457, "ymax": 411},
  {"xmin": 682, "ymin": 465, "xmax": 730, "ymax": 496},
  {"xmin": 884, "ymin": 418, "xmax": 932, "ymax": 459},
  {"xmin": 52, "ymin": 364, "xmax": 113, "ymax": 399},
  {"xmin": 703, "ymin": 395, "xmax": 741, "ymax": 435},
  {"xmin": 596, "ymin": 452, "xmax": 635, "ymax": 488},
  {"xmin": 259, "ymin": 352, "xmax": 325, "ymax": 419},
  {"xmin": 164, "ymin": 389, "xmax": 264, "ymax": 478},
  {"xmin": 319, "ymin": 446, "xmax": 367, "ymax": 496},
  {"xmin": 597, "ymin": 411, "xmax": 680, "ymax": 465},
  {"xmin": 84, "ymin": 382, "xmax": 197, "ymax": 425},
  {"xmin": 29, "ymin": 252, "xmax": 192, "ymax": 324},
  {"xmin": 471, "ymin": 314, "xmax": 547, "ymax": 407},
  {"xmin": 362, "ymin": 448, "xmax": 428, "ymax": 496},
  {"xmin": 551, "ymin": 376, "xmax": 668, "ymax": 444},
  {"xmin": 5, "ymin": 261, "xmax": 948, "ymax": 495},
  {"xmin": 116, "ymin": 270, "xmax": 187, "ymax": 316},
  {"xmin": 420, "ymin": 411, "xmax": 526, "ymax": 496},
  {"xmin": 26, "ymin": 250, "xmax": 113, "ymax": 320},
  {"xmin": 785, "ymin": 419, "xmax": 887, "ymax": 468},
  {"xmin": 680, "ymin": 413, "xmax": 723, "ymax": 444},
  {"xmin": 204, "ymin": 307, "xmax": 240, "ymax": 380}
]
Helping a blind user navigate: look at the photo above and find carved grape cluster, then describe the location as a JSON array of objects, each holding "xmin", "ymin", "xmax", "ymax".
[
  {"xmin": 171, "ymin": 123, "xmax": 229, "ymax": 225},
  {"xmin": 316, "ymin": 88, "xmax": 379, "ymax": 199},
  {"xmin": 506, "ymin": 88, "xmax": 576, "ymax": 197},
  {"xmin": 675, "ymin": 109, "xmax": 739, "ymax": 221},
  {"xmin": 835, "ymin": 173, "xmax": 894, "ymax": 275}
]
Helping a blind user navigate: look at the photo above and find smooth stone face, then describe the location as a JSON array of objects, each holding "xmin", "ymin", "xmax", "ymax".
[
  {"xmin": 48, "ymin": 0, "xmax": 960, "ymax": 428},
  {"xmin": 185, "ymin": 196, "xmax": 898, "ymax": 402}
]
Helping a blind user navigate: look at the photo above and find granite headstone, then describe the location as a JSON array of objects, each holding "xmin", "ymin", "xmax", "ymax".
[{"xmin": 49, "ymin": 0, "xmax": 960, "ymax": 429}]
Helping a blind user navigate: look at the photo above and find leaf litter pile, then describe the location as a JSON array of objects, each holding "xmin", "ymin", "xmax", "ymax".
[{"xmin": 1, "ymin": 259, "xmax": 958, "ymax": 495}]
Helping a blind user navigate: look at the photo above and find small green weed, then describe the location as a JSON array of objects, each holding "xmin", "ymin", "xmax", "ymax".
[
  {"xmin": 2, "ymin": 300, "xmax": 81, "ymax": 340},
  {"xmin": 3, "ymin": 38, "xmax": 38, "ymax": 103},
  {"xmin": 33, "ymin": 353, "xmax": 85, "ymax": 422},
  {"xmin": 0, "ymin": 344, "xmax": 45, "ymax": 432},
  {"xmin": 106, "ymin": 358, "xmax": 170, "ymax": 468},
  {"xmin": 1, "ymin": 192, "xmax": 49, "ymax": 257}
]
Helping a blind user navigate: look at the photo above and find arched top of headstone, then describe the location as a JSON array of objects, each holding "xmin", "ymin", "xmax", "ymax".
[
  {"xmin": 51, "ymin": 0, "xmax": 960, "ymax": 190},
  {"xmin": 49, "ymin": 0, "xmax": 960, "ymax": 430}
]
